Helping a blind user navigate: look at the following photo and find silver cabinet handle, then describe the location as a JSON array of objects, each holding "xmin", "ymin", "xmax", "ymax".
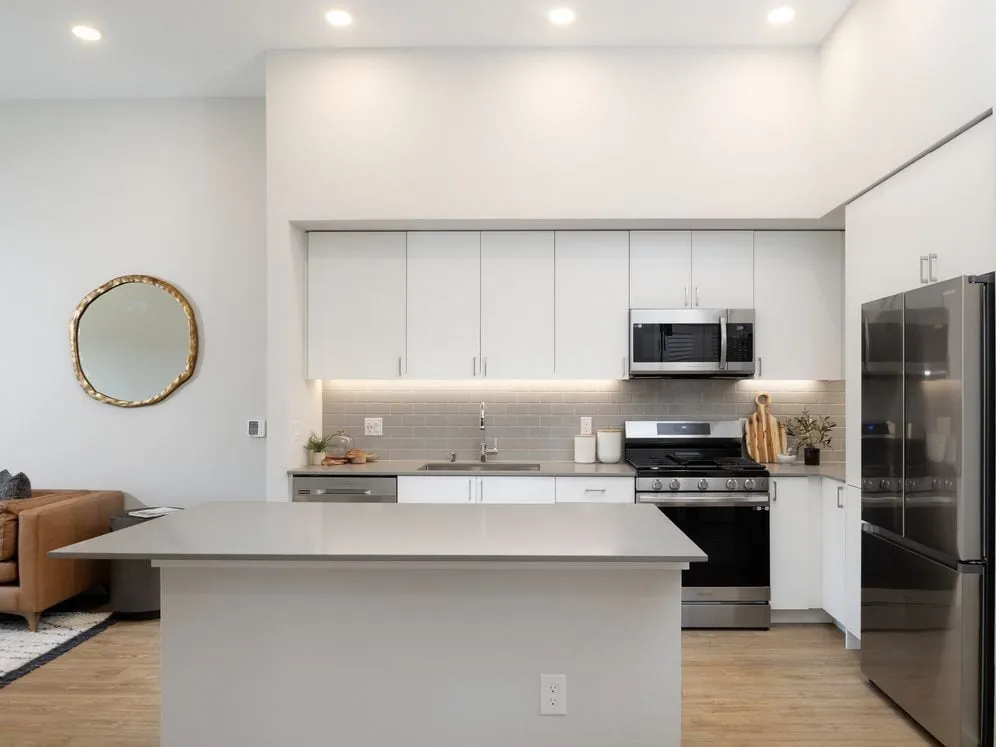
[
  {"xmin": 920, "ymin": 255, "xmax": 929, "ymax": 284},
  {"xmin": 473, "ymin": 356, "xmax": 478, "ymax": 377},
  {"xmin": 479, "ymin": 480, "xmax": 484, "ymax": 503},
  {"xmin": 757, "ymin": 356, "xmax": 763, "ymax": 378},
  {"xmin": 622, "ymin": 356, "xmax": 628, "ymax": 378},
  {"xmin": 837, "ymin": 485, "xmax": 844, "ymax": 509},
  {"xmin": 584, "ymin": 488, "xmax": 607, "ymax": 494},
  {"xmin": 468, "ymin": 479, "xmax": 473, "ymax": 502},
  {"xmin": 483, "ymin": 357, "xmax": 488, "ymax": 377},
  {"xmin": 695, "ymin": 286, "xmax": 700, "ymax": 306},
  {"xmin": 684, "ymin": 286, "xmax": 689, "ymax": 307},
  {"xmin": 928, "ymin": 253, "xmax": 938, "ymax": 282},
  {"xmin": 772, "ymin": 481, "xmax": 777, "ymax": 502},
  {"xmin": 398, "ymin": 356, "xmax": 403, "ymax": 377}
]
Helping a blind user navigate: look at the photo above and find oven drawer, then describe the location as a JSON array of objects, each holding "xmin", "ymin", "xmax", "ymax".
[{"xmin": 554, "ymin": 477, "xmax": 635, "ymax": 503}]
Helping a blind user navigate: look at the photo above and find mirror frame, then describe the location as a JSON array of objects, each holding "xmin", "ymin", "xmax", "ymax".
[{"xmin": 70, "ymin": 274, "xmax": 199, "ymax": 408}]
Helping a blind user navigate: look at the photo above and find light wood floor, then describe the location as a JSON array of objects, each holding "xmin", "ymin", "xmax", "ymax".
[{"xmin": 0, "ymin": 622, "xmax": 934, "ymax": 746}]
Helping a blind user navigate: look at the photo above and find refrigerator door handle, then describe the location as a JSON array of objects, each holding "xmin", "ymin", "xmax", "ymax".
[{"xmin": 919, "ymin": 256, "xmax": 929, "ymax": 284}]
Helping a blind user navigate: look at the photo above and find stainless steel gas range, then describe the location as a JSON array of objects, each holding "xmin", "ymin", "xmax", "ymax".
[{"xmin": 625, "ymin": 420, "xmax": 771, "ymax": 629}]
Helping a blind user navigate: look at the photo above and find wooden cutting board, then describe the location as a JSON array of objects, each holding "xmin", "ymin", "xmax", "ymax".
[{"xmin": 746, "ymin": 392, "xmax": 787, "ymax": 464}]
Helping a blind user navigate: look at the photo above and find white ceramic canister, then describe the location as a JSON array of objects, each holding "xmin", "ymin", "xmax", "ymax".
[
  {"xmin": 596, "ymin": 428, "xmax": 623, "ymax": 464},
  {"xmin": 574, "ymin": 435, "xmax": 596, "ymax": 464}
]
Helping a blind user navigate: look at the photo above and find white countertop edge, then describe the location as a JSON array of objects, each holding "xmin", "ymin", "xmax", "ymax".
[{"xmin": 152, "ymin": 559, "xmax": 692, "ymax": 571}]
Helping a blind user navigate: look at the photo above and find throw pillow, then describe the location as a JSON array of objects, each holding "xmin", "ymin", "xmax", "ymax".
[
  {"xmin": 0, "ymin": 470, "xmax": 9, "ymax": 485},
  {"xmin": 0, "ymin": 472, "xmax": 31, "ymax": 500}
]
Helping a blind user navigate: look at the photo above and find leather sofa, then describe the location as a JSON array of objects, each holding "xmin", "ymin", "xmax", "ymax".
[{"xmin": 0, "ymin": 490, "xmax": 124, "ymax": 630}]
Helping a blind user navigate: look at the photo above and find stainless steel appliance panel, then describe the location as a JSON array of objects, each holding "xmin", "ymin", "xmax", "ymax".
[
  {"xmin": 681, "ymin": 602, "xmax": 770, "ymax": 629},
  {"xmin": 904, "ymin": 277, "xmax": 982, "ymax": 560},
  {"xmin": 292, "ymin": 476, "xmax": 398, "ymax": 503},
  {"xmin": 862, "ymin": 293, "xmax": 905, "ymax": 537},
  {"xmin": 862, "ymin": 526, "xmax": 981, "ymax": 747}
]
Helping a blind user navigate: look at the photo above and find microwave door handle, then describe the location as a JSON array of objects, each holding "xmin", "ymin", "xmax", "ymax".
[{"xmin": 719, "ymin": 315, "xmax": 728, "ymax": 370}]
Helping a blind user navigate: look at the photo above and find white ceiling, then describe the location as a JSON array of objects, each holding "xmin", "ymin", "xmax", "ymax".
[{"xmin": 0, "ymin": 0, "xmax": 853, "ymax": 99}]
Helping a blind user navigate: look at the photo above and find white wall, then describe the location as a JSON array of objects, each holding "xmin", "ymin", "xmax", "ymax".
[
  {"xmin": 0, "ymin": 99, "xmax": 266, "ymax": 507},
  {"xmin": 266, "ymin": 48, "xmax": 821, "ymax": 221},
  {"xmin": 820, "ymin": 0, "xmax": 996, "ymax": 212}
]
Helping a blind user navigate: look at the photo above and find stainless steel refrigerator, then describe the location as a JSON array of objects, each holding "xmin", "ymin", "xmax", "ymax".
[{"xmin": 861, "ymin": 273, "xmax": 995, "ymax": 747}]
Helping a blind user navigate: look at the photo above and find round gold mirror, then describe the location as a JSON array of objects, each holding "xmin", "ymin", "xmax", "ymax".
[{"xmin": 70, "ymin": 275, "xmax": 199, "ymax": 407}]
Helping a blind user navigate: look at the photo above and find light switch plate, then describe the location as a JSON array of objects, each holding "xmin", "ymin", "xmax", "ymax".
[{"xmin": 364, "ymin": 418, "xmax": 383, "ymax": 437}]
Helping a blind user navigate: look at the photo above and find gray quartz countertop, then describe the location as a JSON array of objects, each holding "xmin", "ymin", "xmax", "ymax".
[
  {"xmin": 51, "ymin": 502, "xmax": 705, "ymax": 564},
  {"xmin": 288, "ymin": 461, "xmax": 636, "ymax": 478},
  {"xmin": 766, "ymin": 462, "xmax": 846, "ymax": 483}
]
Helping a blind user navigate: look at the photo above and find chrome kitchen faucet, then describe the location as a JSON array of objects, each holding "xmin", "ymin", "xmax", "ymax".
[{"xmin": 480, "ymin": 402, "xmax": 499, "ymax": 462}]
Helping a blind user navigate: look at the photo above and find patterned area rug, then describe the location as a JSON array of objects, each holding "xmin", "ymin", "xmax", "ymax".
[{"xmin": 0, "ymin": 612, "xmax": 115, "ymax": 688}]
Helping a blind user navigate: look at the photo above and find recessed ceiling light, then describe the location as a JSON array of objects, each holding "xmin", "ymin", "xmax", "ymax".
[
  {"xmin": 325, "ymin": 9, "xmax": 353, "ymax": 28},
  {"xmin": 549, "ymin": 7, "xmax": 577, "ymax": 26},
  {"xmin": 71, "ymin": 25, "xmax": 102, "ymax": 42},
  {"xmin": 767, "ymin": 6, "xmax": 796, "ymax": 25}
]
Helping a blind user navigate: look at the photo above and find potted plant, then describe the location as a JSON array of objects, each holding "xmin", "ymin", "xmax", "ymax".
[
  {"xmin": 306, "ymin": 433, "xmax": 332, "ymax": 466},
  {"xmin": 786, "ymin": 409, "xmax": 837, "ymax": 466}
]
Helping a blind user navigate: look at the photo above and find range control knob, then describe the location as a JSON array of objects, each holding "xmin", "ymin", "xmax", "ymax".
[
  {"xmin": 743, "ymin": 479, "xmax": 756, "ymax": 491},
  {"xmin": 697, "ymin": 479, "xmax": 709, "ymax": 491},
  {"xmin": 880, "ymin": 479, "xmax": 892, "ymax": 491},
  {"xmin": 668, "ymin": 479, "xmax": 681, "ymax": 491},
  {"xmin": 726, "ymin": 478, "xmax": 739, "ymax": 490},
  {"xmin": 651, "ymin": 479, "xmax": 663, "ymax": 491}
]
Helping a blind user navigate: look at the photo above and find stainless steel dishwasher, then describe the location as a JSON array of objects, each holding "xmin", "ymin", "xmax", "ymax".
[{"xmin": 292, "ymin": 475, "xmax": 397, "ymax": 503}]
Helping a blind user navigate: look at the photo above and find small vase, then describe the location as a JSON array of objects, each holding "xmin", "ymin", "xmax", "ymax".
[
  {"xmin": 309, "ymin": 451, "xmax": 326, "ymax": 466},
  {"xmin": 803, "ymin": 447, "xmax": 821, "ymax": 466}
]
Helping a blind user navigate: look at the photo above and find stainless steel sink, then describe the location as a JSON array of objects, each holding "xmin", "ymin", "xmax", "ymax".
[{"xmin": 417, "ymin": 462, "xmax": 542, "ymax": 472}]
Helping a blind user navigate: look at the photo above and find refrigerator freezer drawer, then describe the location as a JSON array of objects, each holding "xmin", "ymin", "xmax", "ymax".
[{"xmin": 861, "ymin": 528, "xmax": 981, "ymax": 747}]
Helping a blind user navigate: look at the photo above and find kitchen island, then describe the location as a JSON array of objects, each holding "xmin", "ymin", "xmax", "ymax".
[{"xmin": 53, "ymin": 502, "xmax": 705, "ymax": 747}]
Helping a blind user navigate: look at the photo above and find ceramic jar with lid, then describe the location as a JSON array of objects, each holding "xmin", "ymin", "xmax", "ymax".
[{"xmin": 327, "ymin": 430, "xmax": 353, "ymax": 460}]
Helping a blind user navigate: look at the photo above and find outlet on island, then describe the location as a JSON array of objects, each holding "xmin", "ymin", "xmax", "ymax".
[{"xmin": 363, "ymin": 418, "xmax": 383, "ymax": 437}]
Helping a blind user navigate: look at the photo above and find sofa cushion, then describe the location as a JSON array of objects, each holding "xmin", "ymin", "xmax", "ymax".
[
  {"xmin": 0, "ymin": 471, "xmax": 31, "ymax": 500},
  {"xmin": 0, "ymin": 491, "xmax": 85, "ymax": 562},
  {"xmin": 0, "ymin": 560, "xmax": 15, "ymax": 584}
]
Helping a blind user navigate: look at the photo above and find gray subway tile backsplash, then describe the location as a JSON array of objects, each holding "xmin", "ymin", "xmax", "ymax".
[{"xmin": 322, "ymin": 379, "xmax": 846, "ymax": 464}]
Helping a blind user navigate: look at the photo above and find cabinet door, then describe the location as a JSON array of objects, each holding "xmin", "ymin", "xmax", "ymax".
[
  {"xmin": 406, "ymin": 232, "xmax": 481, "ymax": 379},
  {"xmin": 754, "ymin": 232, "xmax": 843, "ymax": 380},
  {"xmin": 481, "ymin": 232, "xmax": 555, "ymax": 379},
  {"xmin": 307, "ymin": 232, "xmax": 407, "ymax": 379},
  {"xmin": 478, "ymin": 477, "xmax": 556, "ymax": 504},
  {"xmin": 555, "ymin": 231, "xmax": 630, "ymax": 379},
  {"xmin": 769, "ymin": 478, "xmax": 815, "ymax": 610},
  {"xmin": 821, "ymin": 478, "xmax": 846, "ymax": 623},
  {"xmin": 397, "ymin": 476, "xmax": 475, "ymax": 504},
  {"xmin": 554, "ymin": 477, "xmax": 635, "ymax": 503},
  {"xmin": 690, "ymin": 232, "xmax": 754, "ymax": 309},
  {"xmin": 629, "ymin": 231, "xmax": 692, "ymax": 309},
  {"xmin": 843, "ymin": 484, "xmax": 862, "ymax": 636}
]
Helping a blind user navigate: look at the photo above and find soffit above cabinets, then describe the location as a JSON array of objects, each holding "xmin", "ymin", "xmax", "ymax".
[{"xmin": 1, "ymin": 0, "xmax": 852, "ymax": 99}]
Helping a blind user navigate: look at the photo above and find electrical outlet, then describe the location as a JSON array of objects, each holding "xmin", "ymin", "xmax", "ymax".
[
  {"xmin": 580, "ymin": 417, "xmax": 593, "ymax": 436},
  {"xmin": 364, "ymin": 418, "xmax": 383, "ymax": 437},
  {"xmin": 539, "ymin": 674, "xmax": 567, "ymax": 716}
]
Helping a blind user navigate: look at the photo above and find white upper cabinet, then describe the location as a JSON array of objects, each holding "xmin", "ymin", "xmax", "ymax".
[
  {"xmin": 754, "ymin": 232, "xmax": 844, "ymax": 380},
  {"xmin": 690, "ymin": 232, "xmax": 754, "ymax": 309},
  {"xmin": 555, "ymin": 232, "xmax": 630, "ymax": 380},
  {"xmin": 629, "ymin": 231, "xmax": 692, "ymax": 308},
  {"xmin": 307, "ymin": 232, "xmax": 407, "ymax": 379},
  {"xmin": 406, "ymin": 232, "xmax": 481, "ymax": 379},
  {"xmin": 481, "ymin": 232, "xmax": 555, "ymax": 379}
]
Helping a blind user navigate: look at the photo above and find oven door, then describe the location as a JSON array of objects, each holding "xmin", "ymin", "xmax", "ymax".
[{"xmin": 650, "ymin": 495, "xmax": 770, "ymax": 603}]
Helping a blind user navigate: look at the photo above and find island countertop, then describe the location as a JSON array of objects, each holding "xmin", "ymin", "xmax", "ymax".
[{"xmin": 51, "ymin": 502, "xmax": 706, "ymax": 564}]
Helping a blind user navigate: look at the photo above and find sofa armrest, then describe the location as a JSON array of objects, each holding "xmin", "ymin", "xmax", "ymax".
[{"xmin": 17, "ymin": 491, "xmax": 124, "ymax": 612}]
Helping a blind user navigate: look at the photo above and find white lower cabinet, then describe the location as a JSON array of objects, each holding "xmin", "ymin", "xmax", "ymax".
[
  {"xmin": 478, "ymin": 477, "xmax": 555, "ymax": 504},
  {"xmin": 397, "ymin": 475, "xmax": 555, "ymax": 504},
  {"xmin": 769, "ymin": 477, "xmax": 822, "ymax": 611},
  {"xmin": 843, "ymin": 484, "xmax": 861, "ymax": 636},
  {"xmin": 397, "ymin": 476, "xmax": 475, "ymax": 504},
  {"xmin": 821, "ymin": 479, "xmax": 847, "ymax": 623},
  {"xmin": 554, "ymin": 477, "xmax": 635, "ymax": 503}
]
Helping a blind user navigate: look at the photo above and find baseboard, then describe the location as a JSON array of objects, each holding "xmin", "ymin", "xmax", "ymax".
[{"xmin": 771, "ymin": 608, "xmax": 833, "ymax": 624}]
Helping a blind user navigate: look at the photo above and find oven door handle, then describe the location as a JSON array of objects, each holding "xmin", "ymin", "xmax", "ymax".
[
  {"xmin": 719, "ymin": 315, "xmax": 728, "ymax": 371},
  {"xmin": 638, "ymin": 493, "xmax": 769, "ymax": 507}
]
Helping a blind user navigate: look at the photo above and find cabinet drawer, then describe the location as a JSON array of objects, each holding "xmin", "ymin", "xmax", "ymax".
[{"xmin": 555, "ymin": 477, "xmax": 635, "ymax": 503}]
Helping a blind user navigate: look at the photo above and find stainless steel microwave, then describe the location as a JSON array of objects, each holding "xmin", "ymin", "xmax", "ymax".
[{"xmin": 629, "ymin": 309, "xmax": 756, "ymax": 377}]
